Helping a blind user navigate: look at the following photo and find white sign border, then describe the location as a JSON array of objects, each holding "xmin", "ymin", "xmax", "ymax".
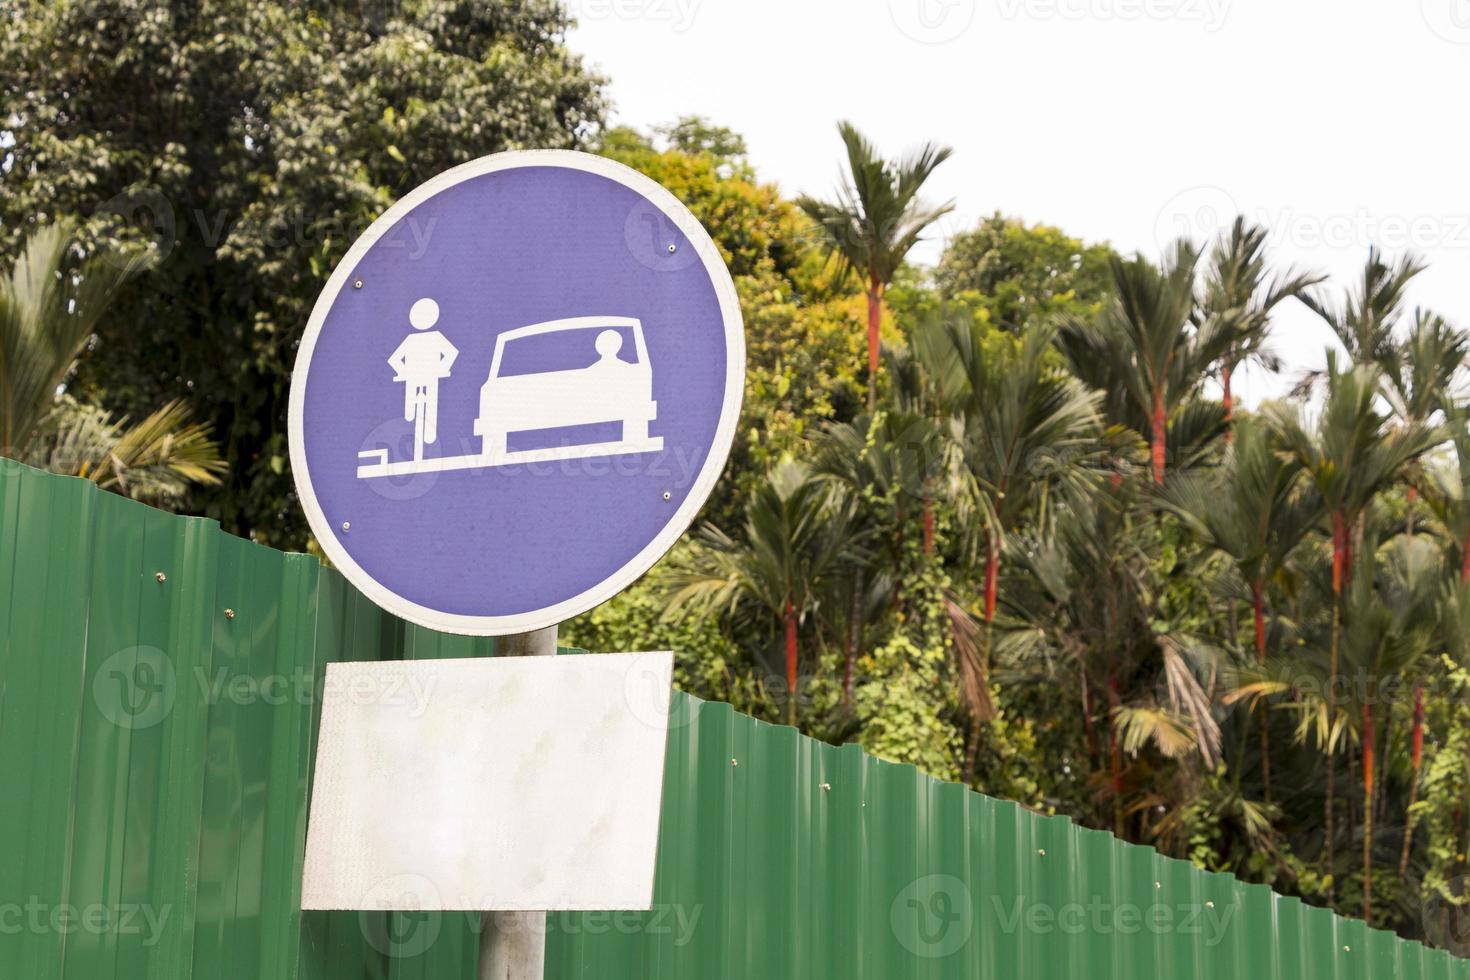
[{"xmin": 288, "ymin": 150, "xmax": 745, "ymax": 636}]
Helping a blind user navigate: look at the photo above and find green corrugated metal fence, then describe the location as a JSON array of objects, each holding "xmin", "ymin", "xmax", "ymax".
[{"xmin": 1, "ymin": 458, "xmax": 1465, "ymax": 978}]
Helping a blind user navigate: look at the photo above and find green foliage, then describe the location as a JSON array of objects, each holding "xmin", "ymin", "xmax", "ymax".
[
  {"xmin": 935, "ymin": 212, "xmax": 1116, "ymax": 330},
  {"xmin": 0, "ymin": 219, "xmax": 224, "ymax": 500},
  {"xmin": 13, "ymin": 22, "xmax": 1470, "ymax": 941},
  {"xmin": 854, "ymin": 634, "xmax": 964, "ymax": 783},
  {"xmin": 1418, "ymin": 657, "xmax": 1470, "ymax": 903},
  {"xmin": 1, "ymin": 0, "xmax": 606, "ymax": 545}
]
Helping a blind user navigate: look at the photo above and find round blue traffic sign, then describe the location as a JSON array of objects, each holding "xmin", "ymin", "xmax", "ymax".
[{"xmin": 288, "ymin": 151, "xmax": 744, "ymax": 634}]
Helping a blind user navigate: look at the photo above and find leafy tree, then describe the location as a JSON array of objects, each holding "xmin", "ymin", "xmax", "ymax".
[
  {"xmin": 653, "ymin": 116, "xmax": 749, "ymax": 167},
  {"xmin": 1, "ymin": 0, "xmax": 605, "ymax": 545},
  {"xmin": 935, "ymin": 212, "xmax": 1116, "ymax": 330},
  {"xmin": 798, "ymin": 122, "xmax": 953, "ymax": 410}
]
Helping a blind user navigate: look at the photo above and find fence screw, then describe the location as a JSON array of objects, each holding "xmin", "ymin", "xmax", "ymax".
[
  {"xmin": 155, "ymin": 571, "xmax": 166, "ymax": 583},
  {"xmin": 224, "ymin": 608, "xmax": 236, "ymax": 620}
]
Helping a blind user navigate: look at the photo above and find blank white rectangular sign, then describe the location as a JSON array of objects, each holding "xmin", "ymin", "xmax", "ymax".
[{"xmin": 300, "ymin": 652, "xmax": 673, "ymax": 911}]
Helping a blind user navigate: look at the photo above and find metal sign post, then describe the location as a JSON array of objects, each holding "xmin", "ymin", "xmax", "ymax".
[{"xmin": 479, "ymin": 625, "xmax": 556, "ymax": 980}]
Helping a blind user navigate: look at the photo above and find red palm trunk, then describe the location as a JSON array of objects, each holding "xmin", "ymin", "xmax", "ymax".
[
  {"xmin": 1222, "ymin": 361, "xmax": 1234, "ymax": 443},
  {"xmin": 1251, "ymin": 579, "xmax": 1266, "ymax": 662},
  {"xmin": 865, "ymin": 276, "xmax": 883, "ymax": 410},
  {"xmin": 1332, "ymin": 512, "xmax": 1347, "ymax": 595},
  {"xmin": 1252, "ymin": 576, "xmax": 1271, "ymax": 804},
  {"xmin": 784, "ymin": 599, "xmax": 798, "ymax": 726},
  {"xmin": 1460, "ymin": 526, "xmax": 1470, "ymax": 584},
  {"xmin": 922, "ymin": 504, "xmax": 935, "ymax": 556},
  {"xmin": 1413, "ymin": 686, "xmax": 1425, "ymax": 769},
  {"xmin": 1150, "ymin": 388, "xmax": 1166, "ymax": 484},
  {"xmin": 1401, "ymin": 685, "xmax": 1425, "ymax": 876},
  {"xmin": 1108, "ymin": 674, "xmax": 1124, "ymax": 837},
  {"xmin": 983, "ymin": 536, "xmax": 1000, "ymax": 623}
]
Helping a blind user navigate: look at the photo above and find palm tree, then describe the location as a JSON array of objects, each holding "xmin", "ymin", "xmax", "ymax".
[
  {"xmin": 929, "ymin": 317, "xmax": 1100, "ymax": 778},
  {"xmin": 799, "ymin": 122, "xmax": 954, "ymax": 409},
  {"xmin": 1005, "ymin": 483, "xmax": 1222, "ymax": 836},
  {"xmin": 1422, "ymin": 407, "xmax": 1470, "ymax": 587},
  {"xmin": 1383, "ymin": 311, "xmax": 1469, "ymax": 535},
  {"xmin": 1, "ymin": 219, "xmax": 224, "ymax": 499},
  {"xmin": 1198, "ymin": 218, "xmax": 1323, "ymax": 437},
  {"xmin": 1299, "ymin": 248, "xmax": 1425, "ymax": 384},
  {"xmin": 1338, "ymin": 532, "xmax": 1439, "ymax": 923},
  {"xmin": 1057, "ymin": 241, "xmax": 1229, "ymax": 484},
  {"xmin": 1268, "ymin": 356, "xmax": 1441, "ymax": 897},
  {"xmin": 661, "ymin": 459, "xmax": 859, "ymax": 725},
  {"xmin": 1160, "ymin": 415, "xmax": 1320, "ymax": 802},
  {"xmin": 1, "ymin": 219, "xmax": 151, "ymax": 451},
  {"xmin": 813, "ymin": 409, "xmax": 941, "ymax": 701},
  {"xmin": 25, "ymin": 396, "xmax": 225, "ymax": 503}
]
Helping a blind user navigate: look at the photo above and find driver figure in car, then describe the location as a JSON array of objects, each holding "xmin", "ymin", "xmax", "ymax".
[{"xmin": 388, "ymin": 297, "xmax": 459, "ymax": 453}]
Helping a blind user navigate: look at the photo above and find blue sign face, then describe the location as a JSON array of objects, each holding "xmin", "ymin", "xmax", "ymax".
[{"xmin": 288, "ymin": 152, "xmax": 744, "ymax": 634}]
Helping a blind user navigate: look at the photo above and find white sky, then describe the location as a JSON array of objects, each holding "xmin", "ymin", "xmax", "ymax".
[{"xmin": 568, "ymin": 0, "xmax": 1470, "ymax": 405}]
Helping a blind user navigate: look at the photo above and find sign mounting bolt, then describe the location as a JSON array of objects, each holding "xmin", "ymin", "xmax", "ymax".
[
  {"xmin": 662, "ymin": 491, "xmax": 671, "ymax": 501},
  {"xmin": 342, "ymin": 521, "xmax": 351, "ymax": 532},
  {"xmin": 353, "ymin": 279, "xmax": 364, "ymax": 289},
  {"xmin": 666, "ymin": 243, "xmax": 676, "ymax": 253}
]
